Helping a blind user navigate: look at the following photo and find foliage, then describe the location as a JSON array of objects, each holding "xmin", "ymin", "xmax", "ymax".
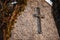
[{"xmin": 0, "ymin": 0, "xmax": 27, "ymax": 40}]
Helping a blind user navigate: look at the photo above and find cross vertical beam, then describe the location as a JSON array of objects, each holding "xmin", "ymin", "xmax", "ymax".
[
  {"xmin": 34, "ymin": 7, "xmax": 42, "ymax": 34},
  {"xmin": 36, "ymin": 7, "xmax": 42, "ymax": 34}
]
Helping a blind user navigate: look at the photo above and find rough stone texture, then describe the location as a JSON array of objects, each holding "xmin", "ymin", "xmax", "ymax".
[{"xmin": 10, "ymin": 0, "xmax": 59, "ymax": 40}]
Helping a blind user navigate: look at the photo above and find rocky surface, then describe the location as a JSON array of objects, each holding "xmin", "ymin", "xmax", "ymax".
[{"xmin": 10, "ymin": 0, "xmax": 59, "ymax": 40}]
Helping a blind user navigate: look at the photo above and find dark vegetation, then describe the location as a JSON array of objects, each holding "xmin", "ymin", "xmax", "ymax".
[
  {"xmin": 51, "ymin": 0, "xmax": 60, "ymax": 37},
  {"xmin": 0, "ymin": 0, "xmax": 27, "ymax": 40}
]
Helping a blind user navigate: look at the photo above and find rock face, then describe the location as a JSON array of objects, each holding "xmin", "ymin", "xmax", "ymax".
[{"xmin": 10, "ymin": 0, "xmax": 59, "ymax": 40}]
